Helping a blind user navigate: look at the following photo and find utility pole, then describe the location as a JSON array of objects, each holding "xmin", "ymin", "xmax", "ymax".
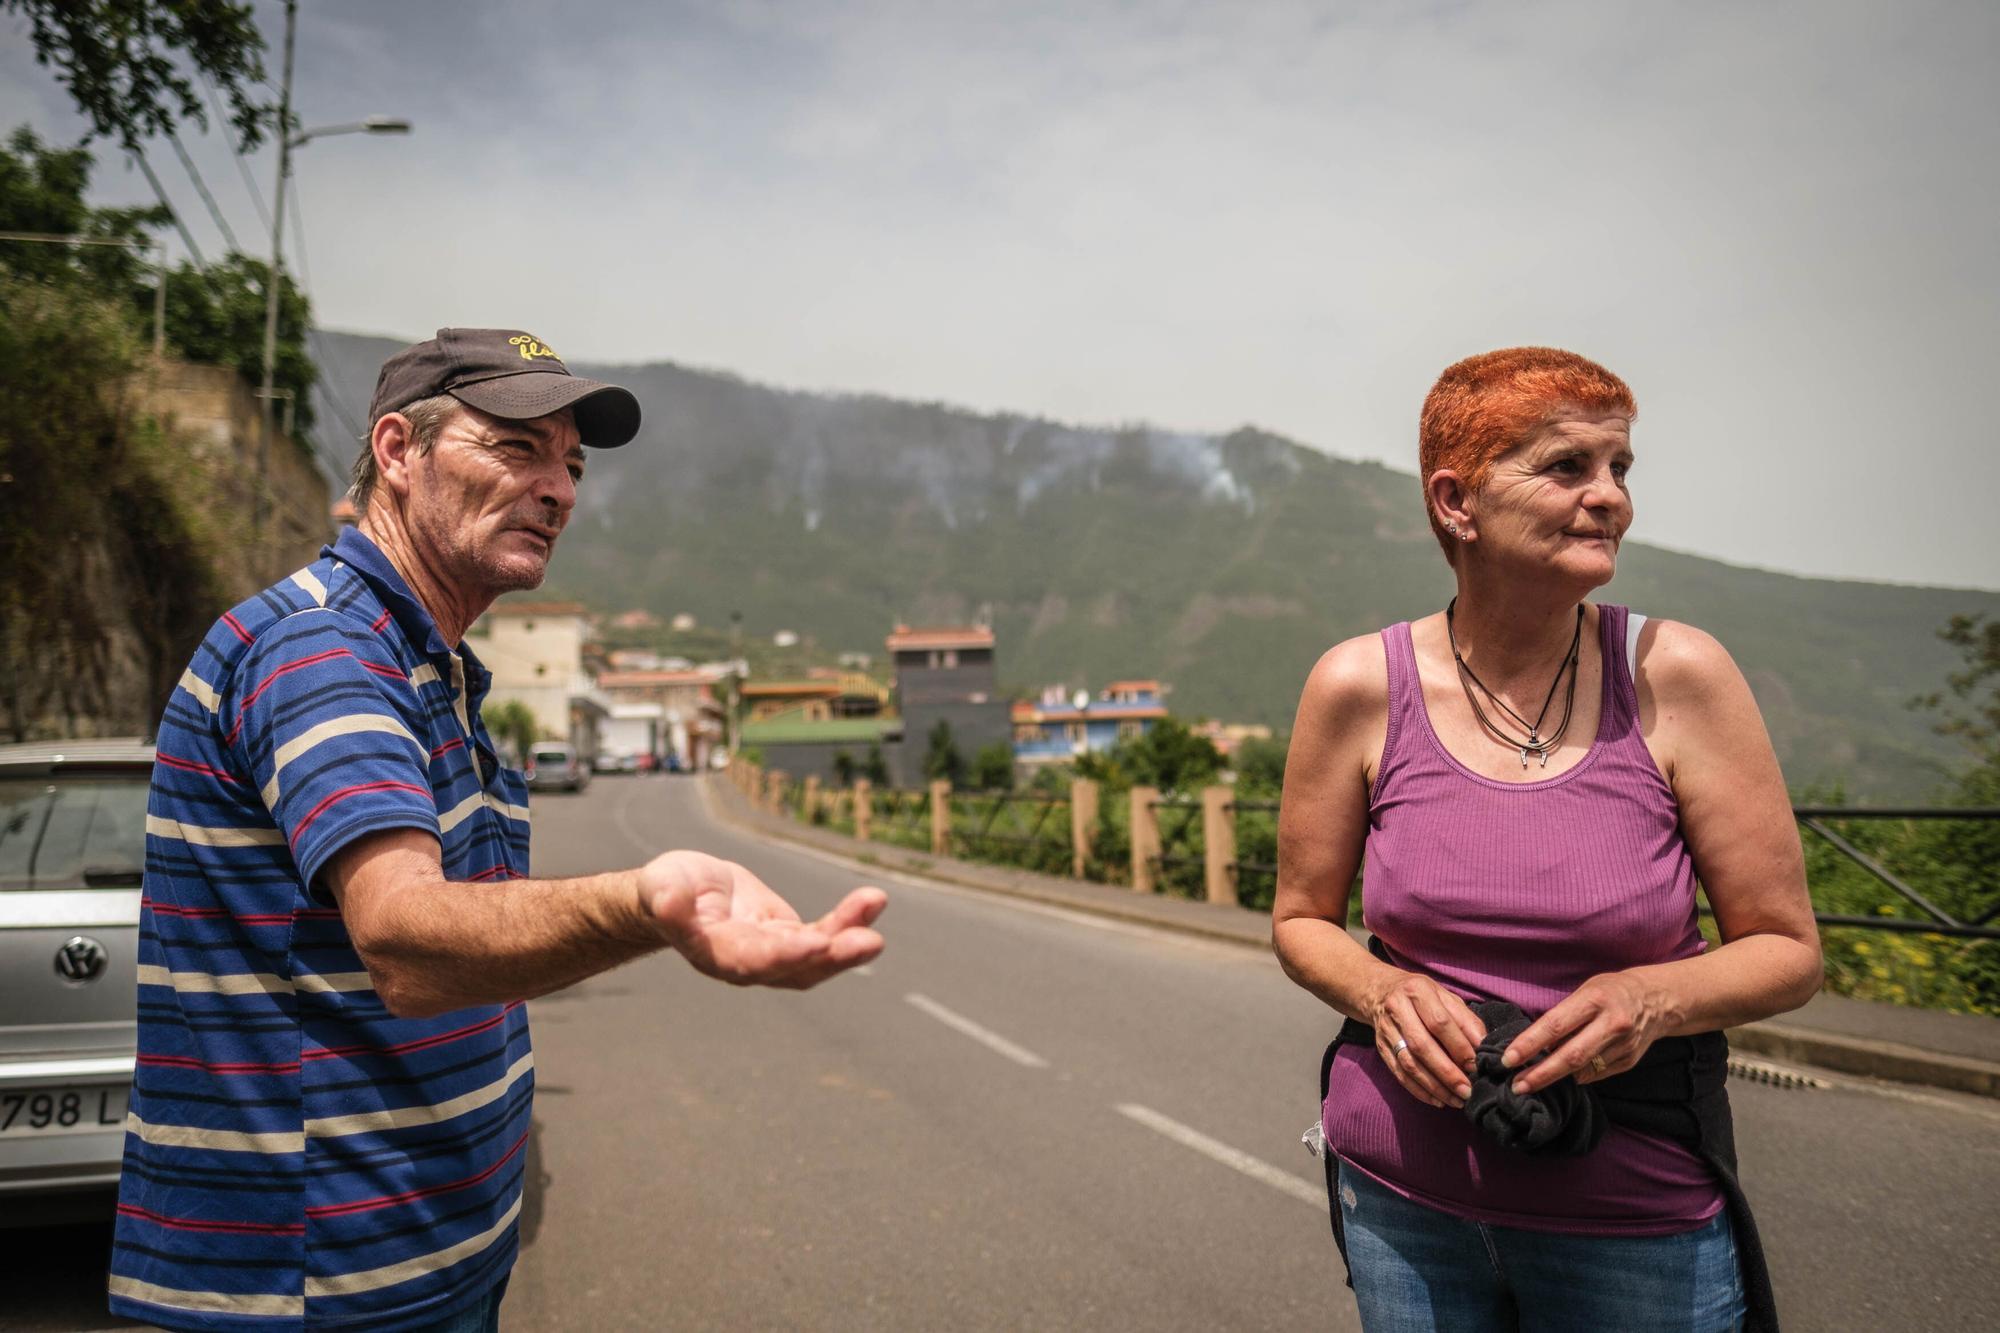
[
  {"xmin": 728, "ymin": 610, "xmax": 744, "ymax": 754},
  {"xmin": 256, "ymin": 0, "xmax": 298, "ymax": 538},
  {"xmin": 252, "ymin": 0, "xmax": 405, "ymax": 541}
]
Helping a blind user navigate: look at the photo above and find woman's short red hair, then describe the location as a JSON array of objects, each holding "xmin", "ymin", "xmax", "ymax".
[{"xmin": 1418, "ymin": 346, "xmax": 1636, "ymax": 561}]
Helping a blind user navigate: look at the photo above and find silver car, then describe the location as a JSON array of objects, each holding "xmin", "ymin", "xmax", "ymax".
[{"xmin": 0, "ymin": 740, "xmax": 151, "ymax": 1225}]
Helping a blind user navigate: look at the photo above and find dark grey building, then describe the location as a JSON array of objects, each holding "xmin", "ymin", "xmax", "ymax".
[{"xmin": 885, "ymin": 624, "xmax": 1010, "ymax": 785}]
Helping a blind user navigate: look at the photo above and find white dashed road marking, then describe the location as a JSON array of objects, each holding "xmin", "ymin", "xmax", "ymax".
[
  {"xmin": 905, "ymin": 992, "xmax": 1049, "ymax": 1068},
  {"xmin": 1116, "ymin": 1103, "xmax": 1324, "ymax": 1207}
]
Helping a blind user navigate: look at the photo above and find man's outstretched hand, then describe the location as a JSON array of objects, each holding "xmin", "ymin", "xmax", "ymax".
[{"xmin": 638, "ymin": 850, "xmax": 886, "ymax": 988}]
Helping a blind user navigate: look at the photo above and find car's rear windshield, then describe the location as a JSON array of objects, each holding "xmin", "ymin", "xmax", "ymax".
[
  {"xmin": 532, "ymin": 748, "xmax": 571, "ymax": 764},
  {"xmin": 0, "ymin": 775, "xmax": 150, "ymax": 891}
]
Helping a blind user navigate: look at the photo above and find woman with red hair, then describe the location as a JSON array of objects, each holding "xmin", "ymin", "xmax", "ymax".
[{"xmin": 1274, "ymin": 348, "xmax": 1820, "ymax": 1331}]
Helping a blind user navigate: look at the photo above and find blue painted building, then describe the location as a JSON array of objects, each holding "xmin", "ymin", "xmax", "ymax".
[{"xmin": 1012, "ymin": 679, "xmax": 1170, "ymax": 767}]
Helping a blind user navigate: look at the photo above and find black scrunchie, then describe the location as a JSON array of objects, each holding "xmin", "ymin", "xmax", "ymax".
[{"xmin": 1461, "ymin": 1000, "xmax": 1605, "ymax": 1157}]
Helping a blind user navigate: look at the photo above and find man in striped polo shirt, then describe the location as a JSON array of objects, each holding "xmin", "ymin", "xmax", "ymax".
[{"xmin": 112, "ymin": 329, "xmax": 888, "ymax": 1332}]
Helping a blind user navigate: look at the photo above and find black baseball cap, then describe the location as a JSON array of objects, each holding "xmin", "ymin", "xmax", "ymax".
[{"xmin": 366, "ymin": 328, "xmax": 642, "ymax": 448}]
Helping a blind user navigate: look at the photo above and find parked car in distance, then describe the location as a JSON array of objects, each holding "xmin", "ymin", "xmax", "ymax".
[
  {"xmin": 0, "ymin": 739, "xmax": 152, "ymax": 1226},
  {"xmin": 525, "ymin": 743, "xmax": 590, "ymax": 793}
]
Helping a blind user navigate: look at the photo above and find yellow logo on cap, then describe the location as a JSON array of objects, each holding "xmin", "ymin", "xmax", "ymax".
[{"xmin": 508, "ymin": 335, "xmax": 560, "ymax": 362}]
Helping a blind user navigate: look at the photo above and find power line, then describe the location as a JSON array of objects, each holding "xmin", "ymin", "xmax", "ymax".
[
  {"xmin": 167, "ymin": 129, "xmax": 240, "ymax": 253},
  {"xmin": 283, "ymin": 171, "xmax": 369, "ymax": 467},
  {"xmin": 198, "ymin": 67, "xmax": 272, "ymax": 234},
  {"xmin": 129, "ymin": 146, "xmax": 205, "ymax": 271}
]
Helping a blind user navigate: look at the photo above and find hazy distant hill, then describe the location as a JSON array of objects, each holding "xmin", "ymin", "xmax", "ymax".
[{"xmin": 313, "ymin": 330, "xmax": 1998, "ymax": 801}]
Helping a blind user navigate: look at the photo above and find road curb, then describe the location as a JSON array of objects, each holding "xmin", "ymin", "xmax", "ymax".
[
  {"xmin": 700, "ymin": 777, "xmax": 2000, "ymax": 1102},
  {"xmin": 1726, "ymin": 1023, "xmax": 2000, "ymax": 1100}
]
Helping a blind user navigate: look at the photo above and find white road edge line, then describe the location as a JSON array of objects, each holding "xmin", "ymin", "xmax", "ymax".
[
  {"xmin": 1116, "ymin": 1103, "xmax": 1324, "ymax": 1207},
  {"xmin": 905, "ymin": 993, "xmax": 1049, "ymax": 1068}
]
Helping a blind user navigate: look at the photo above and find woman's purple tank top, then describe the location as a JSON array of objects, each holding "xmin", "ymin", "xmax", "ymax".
[{"xmin": 1322, "ymin": 604, "xmax": 1725, "ymax": 1235}]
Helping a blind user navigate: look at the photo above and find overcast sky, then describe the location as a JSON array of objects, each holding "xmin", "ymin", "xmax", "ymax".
[{"xmin": 4, "ymin": 0, "xmax": 1995, "ymax": 589}]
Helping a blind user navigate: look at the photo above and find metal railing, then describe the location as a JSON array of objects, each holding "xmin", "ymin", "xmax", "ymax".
[
  {"xmin": 948, "ymin": 791, "xmax": 1073, "ymax": 875},
  {"xmin": 1786, "ymin": 806, "xmax": 1998, "ymax": 941},
  {"xmin": 1148, "ymin": 794, "xmax": 1207, "ymax": 899},
  {"xmin": 739, "ymin": 760, "xmax": 1994, "ymax": 945},
  {"xmin": 1228, "ymin": 797, "xmax": 1281, "ymax": 908},
  {"xmin": 868, "ymin": 785, "xmax": 932, "ymax": 852}
]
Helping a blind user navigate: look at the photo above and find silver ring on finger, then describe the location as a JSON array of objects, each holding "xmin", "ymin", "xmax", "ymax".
[{"xmin": 1392, "ymin": 1037, "xmax": 1410, "ymax": 1056}]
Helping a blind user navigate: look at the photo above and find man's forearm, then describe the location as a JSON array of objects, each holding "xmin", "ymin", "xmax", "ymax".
[{"xmin": 347, "ymin": 867, "xmax": 666, "ymax": 1018}]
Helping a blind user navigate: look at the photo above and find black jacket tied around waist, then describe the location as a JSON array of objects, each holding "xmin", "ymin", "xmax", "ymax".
[{"xmin": 1317, "ymin": 998, "xmax": 1778, "ymax": 1331}]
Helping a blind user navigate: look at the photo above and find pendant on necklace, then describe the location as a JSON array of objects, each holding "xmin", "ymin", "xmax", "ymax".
[
  {"xmin": 1519, "ymin": 747, "xmax": 1530, "ymax": 769},
  {"xmin": 1538, "ymin": 749, "xmax": 1551, "ymax": 769}
]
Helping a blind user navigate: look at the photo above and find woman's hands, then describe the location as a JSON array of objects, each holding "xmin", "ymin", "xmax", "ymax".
[
  {"xmin": 1501, "ymin": 970, "xmax": 1683, "ymax": 1094},
  {"xmin": 1365, "ymin": 970, "xmax": 1486, "ymax": 1109}
]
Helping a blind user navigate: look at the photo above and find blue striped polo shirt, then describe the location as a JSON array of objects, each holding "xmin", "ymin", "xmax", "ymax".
[{"xmin": 111, "ymin": 527, "xmax": 535, "ymax": 1331}]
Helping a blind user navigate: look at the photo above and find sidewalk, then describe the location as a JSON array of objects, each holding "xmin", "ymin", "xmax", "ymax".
[{"xmin": 705, "ymin": 776, "xmax": 2000, "ymax": 1100}]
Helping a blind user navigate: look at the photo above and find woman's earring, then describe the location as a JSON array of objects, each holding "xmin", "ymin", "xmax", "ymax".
[{"xmin": 1445, "ymin": 520, "xmax": 1459, "ymax": 535}]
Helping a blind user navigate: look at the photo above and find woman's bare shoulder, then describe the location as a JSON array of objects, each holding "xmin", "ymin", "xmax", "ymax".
[
  {"xmin": 1631, "ymin": 618, "xmax": 1747, "ymax": 706},
  {"xmin": 1297, "ymin": 630, "xmax": 1391, "ymax": 728}
]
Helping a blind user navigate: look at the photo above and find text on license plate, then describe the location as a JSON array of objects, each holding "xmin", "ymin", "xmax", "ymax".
[{"xmin": 0, "ymin": 1085, "xmax": 129, "ymax": 1138}]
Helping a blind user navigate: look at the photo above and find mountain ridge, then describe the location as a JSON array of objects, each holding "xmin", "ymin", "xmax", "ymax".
[{"xmin": 311, "ymin": 329, "xmax": 1998, "ymax": 801}]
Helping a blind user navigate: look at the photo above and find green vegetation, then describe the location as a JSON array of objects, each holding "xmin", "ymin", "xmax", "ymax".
[
  {"xmin": 3, "ymin": 0, "xmax": 271, "ymax": 151},
  {"xmin": 1785, "ymin": 615, "xmax": 2000, "ymax": 1013},
  {"xmin": 862, "ymin": 744, "xmax": 891, "ymax": 786},
  {"xmin": 162, "ymin": 253, "xmax": 316, "ymax": 433},
  {"xmin": 1073, "ymin": 718, "xmax": 1222, "ymax": 794},
  {"xmin": 313, "ymin": 331, "xmax": 1998, "ymax": 803},
  {"xmin": 970, "ymin": 741, "xmax": 1015, "ymax": 792},
  {"xmin": 923, "ymin": 719, "xmax": 965, "ymax": 787},
  {"xmin": 0, "ymin": 128, "xmax": 315, "ymax": 738},
  {"xmin": 482, "ymin": 700, "xmax": 538, "ymax": 763}
]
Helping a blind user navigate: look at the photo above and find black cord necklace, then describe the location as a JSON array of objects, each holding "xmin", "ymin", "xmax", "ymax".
[{"xmin": 1446, "ymin": 600, "xmax": 1584, "ymax": 768}]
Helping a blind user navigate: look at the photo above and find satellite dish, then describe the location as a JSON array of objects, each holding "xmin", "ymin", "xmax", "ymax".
[{"xmin": 1071, "ymin": 689, "xmax": 1090, "ymax": 712}]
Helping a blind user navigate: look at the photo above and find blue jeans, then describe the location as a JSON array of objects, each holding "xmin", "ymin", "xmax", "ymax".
[
  {"xmin": 1336, "ymin": 1161, "xmax": 1745, "ymax": 1332},
  {"xmin": 407, "ymin": 1276, "xmax": 508, "ymax": 1333}
]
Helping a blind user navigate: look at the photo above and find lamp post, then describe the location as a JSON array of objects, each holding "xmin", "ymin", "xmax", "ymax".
[{"xmin": 256, "ymin": 0, "xmax": 410, "ymax": 532}]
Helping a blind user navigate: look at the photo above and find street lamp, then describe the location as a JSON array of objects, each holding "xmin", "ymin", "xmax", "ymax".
[
  {"xmin": 257, "ymin": 117, "xmax": 410, "ymax": 440},
  {"xmin": 256, "ymin": 0, "xmax": 410, "ymax": 534}
]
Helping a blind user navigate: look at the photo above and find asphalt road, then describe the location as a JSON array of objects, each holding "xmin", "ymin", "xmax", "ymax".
[{"xmin": 13, "ymin": 774, "xmax": 1999, "ymax": 1330}]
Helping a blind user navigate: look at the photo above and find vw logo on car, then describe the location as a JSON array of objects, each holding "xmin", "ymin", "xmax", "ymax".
[{"xmin": 55, "ymin": 935, "xmax": 109, "ymax": 985}]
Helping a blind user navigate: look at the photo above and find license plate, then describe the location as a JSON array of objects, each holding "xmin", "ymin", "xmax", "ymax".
[{"xmin": 0, "ymin": 1085, "xmax": 129, "ymax": 1138}]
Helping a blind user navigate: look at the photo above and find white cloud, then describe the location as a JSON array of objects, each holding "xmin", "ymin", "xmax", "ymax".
[{"xmin": 4, "ymin": 0, "xmax": 1995, "ymax": 586}]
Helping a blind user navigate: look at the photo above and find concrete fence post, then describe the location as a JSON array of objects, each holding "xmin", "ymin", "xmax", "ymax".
[
  {"xmin": 853, "ymin": 779, "xmax": 873, "ymax": 841},
  {"xmin": 1130, "ymin": 785, "xmax": 1160, "ymax": 893},
  {"xmin": 929, "ymin": 780, "xmax": 951, "ymax": 856},
  {"xmin": 803, "ymin": 775, "xmax": 821, "ymax": 821},
  {"xmin": 767, "ymin": 770, "xmax": 789, "ymax": 815},
  {"xmin": 1070, "ymin": 778, "xmax": 1099, "ymax": 879},
  {"xmin": 1202, "ymin": 785, "xmax": 1236, "ymax": 906}
]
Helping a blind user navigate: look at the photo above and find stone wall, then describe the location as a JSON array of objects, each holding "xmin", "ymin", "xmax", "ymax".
[
  {"xmin": 124, "ymin": 360, "xmax": 333, "ymax": 589},
  {"xmin": 6, "ymin": 361, "xmax": 334, "ymax": 741}
]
